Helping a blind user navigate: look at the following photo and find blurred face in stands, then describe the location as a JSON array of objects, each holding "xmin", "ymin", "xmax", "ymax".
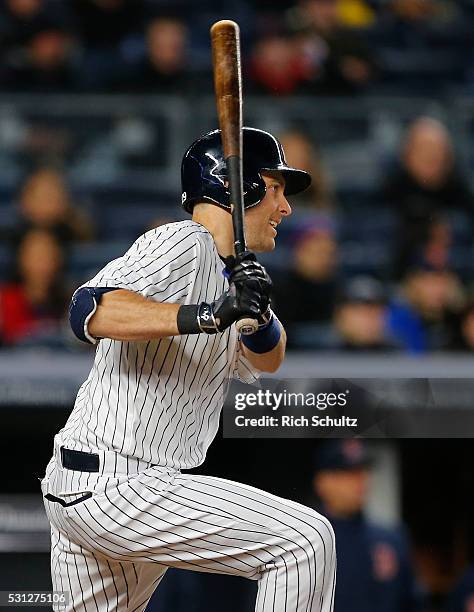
[
  {"xmin": 403, "ymin": 119, "xmax": 453, "ymax": 189},
  {"xmin": 147, "ymin": 19, "xmax": 187, "ymax": 74},
  {"xmin": 18, "ymin": 229, "xmax": 63, "ymax": 284},
  {"xmin": 300, "ymin": 0, "xmax": 339, "ymax": 33},
  {"xmin": 29, "ymin": 30, "xmax": 72, "ymax": 69},
  {"xmin": 21, "ymin": 169, "xmax": 69, "ymax": 226},
  {"xmin": 294, "ymin": 230, "xmax": 338, "ymax": 281},
  {"xmin": 7, "ymin": 0, "xmax": 42, "ymax": 17},
  {"xmin": 335, "ymin": 302, "xmax": 385, "ymax": 346},
  {"xmin": 253, "ymin": 36, "xmax": 295, "ymax": 77},
  {"xmin": 405, "ymin": 270, "xmax": 456, "ymax": 320},
  {"xmin": 314, "ymin": 468, "xmax": 370, "ymax": 516}
]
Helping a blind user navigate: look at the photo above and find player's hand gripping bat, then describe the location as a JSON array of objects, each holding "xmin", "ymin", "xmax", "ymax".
[{"xmin": 210, "ymin": 19, "xmax": 259, "ymax": 336}]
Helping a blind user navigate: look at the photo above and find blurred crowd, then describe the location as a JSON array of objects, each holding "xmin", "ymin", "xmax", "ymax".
[
  {"xmin": 0, "ymin": 0, "xmax": 473, "ymax": 96},
  {"xmin": 271, "ymin": 115, "xmax": 474, "ymax": 354},
  {"xmin": 0, "ymin": 0, "xmax": 472, "ymax": 352},
  {"xmin": 0, "ymin": 114, "xmax": 473, "ymax": 351},
  {"xmin": 0, "ymin": 165, "xmax": 94, "ymax": 347}
]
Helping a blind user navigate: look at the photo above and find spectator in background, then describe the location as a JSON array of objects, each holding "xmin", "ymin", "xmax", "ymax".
[
  {"xmin": 0, "ymin": 228, "xmax": 69, "ymax": 346},
  {"xmin": 13, "ymin": 167, "xmax": 94, "ymax": 244},
  {"xmin": 272, "ymin": 217, "xmax": 339, "ymax": 348},
  {"xmin": 114, "ymin": 16, "xmax": 191, "ymax": 93},
  {"xmin": 286, "ymin": 0, "xmax": 375, "ymax": 95},
  {"xmin": 278, "ymin": 131, "xmax": 336, "ymax": 209},
  {"xmin": 246, "ymin": 32, "xmax": 315, "ymax": 95},
  {"xmin": 311, "ymin": 439, "xmax": 420, "ymax": 612},
  {"xmin": 1, "ymin": 18, "xmax": 78, "ymax": 91},
  {"xmin": 386, "ymin": 265, "xmax": 464, "ymax": 354},
  {"xmin": 382, "ymin": 117, "xmax": 472, "ymax": 279},
  {"xmin": 333, "ymin": 276, "xmax": 395, "ymax": 351}
]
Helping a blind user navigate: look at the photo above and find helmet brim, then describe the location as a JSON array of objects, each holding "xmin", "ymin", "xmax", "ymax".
[{"xmin": 261, "ymin": 166, "xmax": 312, "ymax": 196}]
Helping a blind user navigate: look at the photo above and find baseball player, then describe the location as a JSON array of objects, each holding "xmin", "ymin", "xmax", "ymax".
[{"xmin": 40, "ymin": 127, "xmax": 336, "ymax": 612}]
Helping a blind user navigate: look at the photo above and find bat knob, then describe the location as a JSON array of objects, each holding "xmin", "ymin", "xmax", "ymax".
[{"xmin": 236, "ymin": 317, "xmax": 259, "ymax": 335}]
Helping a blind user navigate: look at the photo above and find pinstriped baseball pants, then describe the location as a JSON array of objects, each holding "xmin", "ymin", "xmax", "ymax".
[{"xmin": 42, "ymin": 455, "xmax": 336, "ymax": 612}]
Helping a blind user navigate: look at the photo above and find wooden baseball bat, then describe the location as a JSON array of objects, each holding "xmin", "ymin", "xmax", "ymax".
[{"xmin": 210, "ymin": 20, "xmax": 258, "ymax": 335}]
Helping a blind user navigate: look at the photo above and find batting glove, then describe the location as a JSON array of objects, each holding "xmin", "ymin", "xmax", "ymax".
[
  {"xmin": 225, "ymin": 251, "xmax": 273, "ymax": 315},
  {"xmin": 177, "ymin": 282, "xmax": 261, "ymax": 335}
]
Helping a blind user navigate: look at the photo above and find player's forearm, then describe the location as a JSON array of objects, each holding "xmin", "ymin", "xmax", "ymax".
[
  {"xmin": 88, "ymin": 289, "xmax": 180, "ymax": 341},
  {"xmin": 241, "ymin": 322, "xmax": 286, "ymax": 373}
]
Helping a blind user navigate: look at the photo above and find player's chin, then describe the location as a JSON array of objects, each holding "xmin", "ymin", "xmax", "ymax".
[
  {"xmin": 252, "ymin": 238, "xmax": 276, "ymax": 253},
  {"xmin": 251, "ymin": 239, "xmax": 276, "ymax": 253}
]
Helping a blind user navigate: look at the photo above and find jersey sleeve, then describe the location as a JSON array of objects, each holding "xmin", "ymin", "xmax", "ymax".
[
  {"xmin": 233, "ymin": 341, "xmax": 262, "ymax": 384},
  {"xmin": 77, "ymin": 226, "xmax": 199, "ymax": 304}
]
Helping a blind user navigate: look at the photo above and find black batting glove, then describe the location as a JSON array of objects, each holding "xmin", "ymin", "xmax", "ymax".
[
  {"xmin": 225, "ymin": 251, "xmax": 273, "ymax": 314},
  {"xmin": 177, "ymin": 282, "xmax": 261, "ymax": 335}
]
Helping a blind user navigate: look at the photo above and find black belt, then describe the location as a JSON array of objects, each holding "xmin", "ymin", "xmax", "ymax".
[
  {"xmin": 60, "ymin": 446, "xmax": 99, "ymax": 472},
  {"xmin": 43, "ymin": 447, "xmax": 98, "ymax": 508}
]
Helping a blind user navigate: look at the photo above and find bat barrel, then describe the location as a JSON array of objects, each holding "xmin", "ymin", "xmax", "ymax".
[{"xmin": 210, "ymin": 20, "xmax": 242, "ymax": 160}]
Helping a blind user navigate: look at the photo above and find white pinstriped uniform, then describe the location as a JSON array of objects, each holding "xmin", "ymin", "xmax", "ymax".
[{"xmin": 41, "ymin": 220, "xmax": 336, "ymax": 612}]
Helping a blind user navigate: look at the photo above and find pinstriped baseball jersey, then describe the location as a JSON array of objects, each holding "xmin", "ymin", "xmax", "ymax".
[
  {"xmin": 42, "ymin": 218, "xmax": 337, "ymax": 612},
  {"xmin": 59, "ymin": 220, "xmax": 259, "ymax": 469}
]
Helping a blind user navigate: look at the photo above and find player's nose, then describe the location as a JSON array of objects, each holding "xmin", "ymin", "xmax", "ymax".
[{"xmin": 280, "ymin": 195, "xmax": 292, "ymax": 217}]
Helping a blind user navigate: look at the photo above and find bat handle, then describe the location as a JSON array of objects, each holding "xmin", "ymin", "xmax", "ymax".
[{"xmin": 236, "ymin": 317, "xmax": 259, "ymax": 335}]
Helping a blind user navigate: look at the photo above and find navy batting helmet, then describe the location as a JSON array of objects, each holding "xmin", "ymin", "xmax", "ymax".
[{"xmin": 181, "ymin": 127, "xmax": 311, "ymax": 214}]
